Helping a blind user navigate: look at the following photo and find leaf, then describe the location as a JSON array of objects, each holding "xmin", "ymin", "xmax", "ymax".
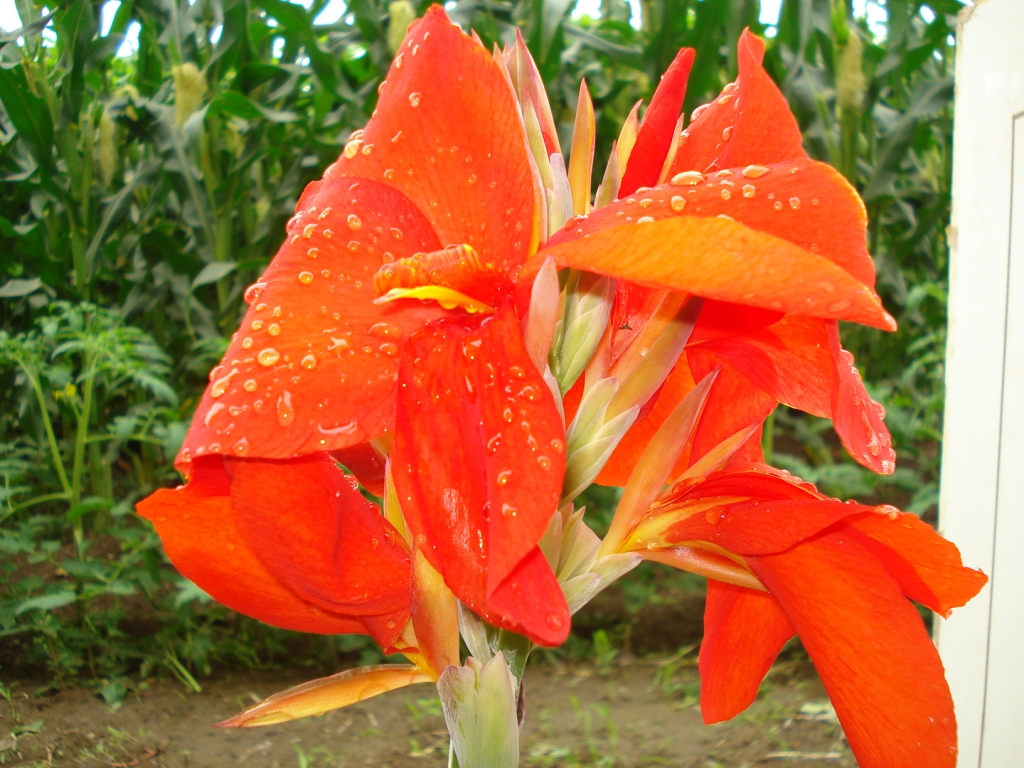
[
  {"xmin": 15, "ymin": 591, "xmax": 77, "ymax": 615},
  {"xmin": 191, "ymin": 261, "xmax": 238, "ymax": 290},
  {"xmin": 0, "ymin": 11, "xmax": 54, "ymax": 43},
  {"xmin": 0, "ymin": 65, "xmax": 54, "ymax": 170},
  {"xmin": 205, "ymin": 90, "xmax": 298, "ymax": 123},
  {"xmin": 0, "ymin": 278, "xmax": 41, "ymax": 298},
  {"xmin": 83, "ymin": 160, "xmax": 160, "ymax": 281}
]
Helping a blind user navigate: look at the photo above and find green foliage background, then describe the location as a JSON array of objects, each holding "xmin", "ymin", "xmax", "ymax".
[{"xmin": 0, "ymin": 0, "xmax": 962, "ymax": 693}]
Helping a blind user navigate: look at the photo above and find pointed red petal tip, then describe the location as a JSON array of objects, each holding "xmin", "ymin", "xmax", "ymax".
[
  {"xmin": 391, "ymin": 305, "xmax": 569, "ymax": 646},
  {"xmin": 620, "ymin": 47, "xmax": 696, "ymax": 196}
]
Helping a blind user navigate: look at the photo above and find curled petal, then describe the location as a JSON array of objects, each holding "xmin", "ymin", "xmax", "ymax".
[{"xmin": 135, "ymin": 457, "xmax": 390, "ymax": 638}]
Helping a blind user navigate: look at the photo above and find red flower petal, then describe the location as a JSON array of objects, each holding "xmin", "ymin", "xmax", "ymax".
[
  {"xmin": 687, "ymin": 349, "xmax": 775, "ymax": 467},
  {"xmin": 700, "ymin": 580, "xmax": 794, "ymax": 723},
  {"xmin": 671, "ymin": 30, "xmax": 805, "ymax": 176},
  {"xmin": 338, "ymin": 6, "xmax": 540, "ymax": 275},
  {"xmin": 827, "ymin": 321, "xmax": 896, "ymax": 473},
  {"xmin": 539, "ymin": 173, "xmax": 891, "ymax": 330},
  {"xmin": 331, "ymin": 443, "xmax": 386, "ymax": 496},
  {"xmin": 551, "ymin": 158, "xmax": 877, "ymax": 290},
  {"xmin": 227, "ymin": 454, "xmax": 411, "ymax": 626},
  {"xmin": 180, "ymin": 177, "xmax": 445, "ymax": 466},
  {"xmin": 392, "ymin": 305, "xmax": 569, "ymax": 645},
  {"xmin": 663, "ymin": 494, "xmax": 873, "ymax": 556},
  {"xmin": 844, "ymin": 512, "xmax": 988, "ymax": 617},
  {"xmin": 135, "ymin": 457, "xmax": 381, "ymax": 637},
  {"xmin": 620, "ymin": 48, "xmax": 696, "ymax": 195},
  {"xmin": 694, "ymin": 314, "xmax": 834, "ymax": 418},
  {"xmin": 749, "ymin": 531, "xmax": 959, "ymax": 768}
]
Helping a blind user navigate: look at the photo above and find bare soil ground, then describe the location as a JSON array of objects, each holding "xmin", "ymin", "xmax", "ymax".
[{"xmin": 0, "ymin": 653, "xmax": 853, "ymax": 768}]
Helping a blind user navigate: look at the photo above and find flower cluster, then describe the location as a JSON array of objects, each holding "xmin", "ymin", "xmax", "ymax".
[{"xmin": 138, "ymin": 8, "xmax": 985, "ymax": 768}]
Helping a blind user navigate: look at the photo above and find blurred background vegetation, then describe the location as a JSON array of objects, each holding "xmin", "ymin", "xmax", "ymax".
[{"xmin": 0, "ymin": 0, "xmax": 962, "ymax": 699}]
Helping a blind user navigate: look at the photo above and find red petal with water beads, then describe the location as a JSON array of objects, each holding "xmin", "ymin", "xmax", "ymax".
[
  {"xmin": 179, "ymin": 178, "xmax": 445, "ymax": 467},
  {"xmin": 338, "ymin": 6, "xmax": 540, "ymax": 276},
  {"xmin": 391, "ymin": 305, "xmax": 569, "ymax": 646},
  {"xmin": 843, "ymin": 512, "xmax": 988, "ymax": 617},
  {"xmin": 748, "ymin": 531, "xmax": 959, "ymax": 768},
  {"xmin": 827, "ymin": 321, "xmax": 896, "ymax": 474},
  {"xmin": 670, "ymin": 30, "xmax": 806, "ymax": 176},
  {"xmin": 135, "ymin": 456, "xmax": 396, "ymax": 640},
  {"xmin": 229, "ymin": 454, "xmax": 410, "ymax": 626},
  {"xmin": 550, "ymin": 157, "xmax": 877, "ymax": 293},
  {"xmin": 539, "ymin": 172, "xmax": 889, "ymax": 330},
  {"xmin": 699, "ymin": 580, "xmax": 794, "ymax": 723},
  {"xmin": 620, "ymin": 47, "xmax": 696, "ymax": 196}
]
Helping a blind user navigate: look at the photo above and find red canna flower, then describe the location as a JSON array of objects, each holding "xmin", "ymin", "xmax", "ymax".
[
  {"xmin": 537, "ymin": 31, "xmax": 896, "ymax": 487},
  {"xmin": 138, "ymin": 6, "xmax": 571, "ymax": 649},
  {"xmin": 613, "ymin": 467, "xmax": 987, "ymax": 768}
]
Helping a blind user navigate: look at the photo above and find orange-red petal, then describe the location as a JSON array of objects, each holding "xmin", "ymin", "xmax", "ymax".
[
  {"xmin": 671, "ymin": 30, "xmax": 805, "ymax": 175},
  {"xmin": 227, "ymin": 454, "xmax": 410, "ymax": 624},
  {"xmin": 179, "ymin": 177, "xmax": 445, "ymax": 467},
  {"xmin": 135, "ymin": 457, "xmax": 387, "ymax": 638},
  {"xmin": 843, "ymin": 512, "xmax": 988, "ymax": 617},
  {"xmin": 749, "ymin": 531, "xmax": 959, "ymax": 768},
  {"xmin": 391, "ymin": 305, "xmax": 569, "ymax": 646},
  {"xmin": 827, "ymin": 321, "xmax": 896, "ymax": 473},
  {"xmin": 337, "ymin": 6, "xmax": 539, "ymax": 274},
  {"xmin": 552, "ymin": 158, "xmax": 876, "ymax": 290},
  {"xmin": 539, "ymin": 193, "xmax": 891, "ymax": 330},
  {"xmin": 620, "ymin": 48, "xmax": 695, "ymax": 195},
  {"xmin": 699, "ymin": 580, "xmax": 794, "ymax": 723},
  {"xmin": 331, "ymin": 443, "xmax": 386, "ymax": 496}
]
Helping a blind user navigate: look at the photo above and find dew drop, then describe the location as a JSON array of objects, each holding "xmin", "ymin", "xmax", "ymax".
[
  {"xmin": 773, "ymin": 201, "xmax": 783, "ymax": 211},
  {"xmin": 537, "ymin": 455, "xmax": 551, "ymax": 471},
  {"xmin": 361, "ymin": 143, "xmax": 373, "ymax": 155},
  {"xmin": 232, "ymin": 437, "xmax": 250, "ymax": 456},
  {"xmin": 268, "ymin": 323, "xmax": 281, "ymax": 336},
  {"xmin": 242, "ymin": 337, "xmax": 254, "ymax": 350},
  {"xmin": 301, "ymin": 354, "xmax": 317, "ymax": 370},
  {"xmin": 379, "ymin": 342, "xmax": 399, "ymax": 356},
  {"xmin": 741, "ymin": 184, "xmax": 756, "ymax": 198},
  {"xmin": 670, "ymin": 171, "xmax": 705, "ymax": 186},
  {"xmin": 496, "ymin": 470, "xmax": 512, "ymax": 487},
  {"xmin": 466, "ymin": 174, "xmax": 477, "ymax": 185},
  {"xmin": 369, "ymin": 322, "xmax": 401, "ymax": 338},
  {"xmin": 639, "ymin": 198, "xmax": 653, "ymax": 208},
  {"xmin": 720, "ymin": 188, "xmax": 732, "ymax": 200},
  {"xmin": 670, "ymin": 195, "xmax": 686, "ymax": 212},
  {"xmin": 347, "ymin": 240, "xmax": 361, "ymax": 253},
  {"xmin": 409, "ymin": 92, "xmax": 422, "ymax": 107},
  {"xmin": 343, "ymin": 139, "xmax": 362, "ymax": 159},
  {"xmin": 307, "ymin": 247, "xmax": 319, "ymax": 259},
  {"xmin": 257, "ymin": 348, "xmax": 281, "ymax": 367},
  {"xmin": 486, "ymin": 433, "xmax": 501, "ymax": 455},
  {"xmin": 722, "ymin": 126, "xmax": 733, "ymax": 141},
  {"xmin": 501, "ymin": 503, "xmax": 517, "ymax": 518},
  {"xmin": 298, "ymin": 271, "xmax": 314, "ymax": 284},
  {"xmin": 394, "ymin": 52, "xmax": 403, "ymax": 68},
  {"xmin": 741, "ymin": 165, "xmax": 771, "ymax": 179},
  {"xmin": 502, "ymin": 407, "xmax": 514, "ymax": 423},
  {"xmin": 243, "ymin": 379, "xmax": 258, "ymax": 392},
  {"xmin": 638, "ymin": 216, "xmax": 655, "ymax": 223},
  {"xmin": 210, "ymin": 370, "xmax": 239, "ymax": 398},
  {"xmin": 347, "ymin": 214, "xmax": 362, "ymax": 231},
  {"xmin": 276, "ymin": 391, "xmax": 295, "ymax": 426},
  {"xmin": 204, "ymin": 402, "xmax": 225, "ymax": 426},
  {"xmin": 789, "ymin": 197, "xmax": 801, "ymax": 210}
]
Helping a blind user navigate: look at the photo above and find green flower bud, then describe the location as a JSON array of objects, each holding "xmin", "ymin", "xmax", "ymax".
[{"xmin": 173, "ymin": 63, "xmax": 207, "ymax": 127}]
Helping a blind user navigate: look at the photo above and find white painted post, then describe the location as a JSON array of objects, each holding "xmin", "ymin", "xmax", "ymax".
[{"xmin": 938, "ymin": 1, "xmax": 1024, "ymax": 766}]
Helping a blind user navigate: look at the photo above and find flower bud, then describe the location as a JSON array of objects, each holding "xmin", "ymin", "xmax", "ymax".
[
  {"xmin": 837, "ymin": 31, "xmax": 866, "ymax": 115},
  {"xmin": 173, "ymin": 63, "xmax": 207, "ymax": 127}
]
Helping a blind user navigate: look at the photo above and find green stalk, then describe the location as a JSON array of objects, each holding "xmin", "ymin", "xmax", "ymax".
[
  {"xmin": 70, "ymin": 361, "xmax": 96, "ymax": 558},
  {"xmin": 22, "ymin": 364, "xmax": 72, "ymax": 496},
  {"xmin": 762, "ymin": 409, "xmax": 775, "ymax": 465},
  {"xmin": 495, "ymin": 629, "xmax": 532, "ymax": 688}
]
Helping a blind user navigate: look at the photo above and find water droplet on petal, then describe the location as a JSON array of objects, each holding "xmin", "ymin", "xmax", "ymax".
[
  {"xmin": 232, "ymin": 437, "xmax": 250, "ymax": 456},
  {"xmin": 244, "ymin": 282, "xmax": 266, "ymax": 304},
  {"xmin": 276, "ymin": 390, "xmax": 295, "ymax": 426},
  {"xmin": 670, "ymin": 171, "xmax": 705, "ymax": 186},
  {"xmin": 742, "ymin": 165, "xmax": 771, "ymax": 179},
  {"xmin": 720, "ymin": 188, "xmax": 732, "ymax": 200},
  {"xmin": 258, "ymin": 348, "xmax": 281, "ymax": 366},
  {"xmin": 670, "ymin": 196, "xmax": 686, "ymax": 212},
  {"xmin": 789, "ymin": 197, "xmax": 801, "ymax": 210},
  {"xmin": 409, "ymin": 92, "xmax": 422, "ymax": 107},
  {"xmin": 301, "ymin": 354, "xmax": 317, "ymax": 370},
  {"xmin": 347, "ymin": 214, "xmax": 362, "ymax": 230},
  {"xmin": 545, "ymin": 613, "xmax": 565, "ymax": 631},
  {"xmin": 268, "ymin": 323, "xmax": 281, "ymax": 336},
  {"xmin": 243, "ymin": 379, "xmax": 258, "ymax": 392},
  {"xmin": 742, "ymin": 184, "xmax": 756, "ymax": 198},
  {"xmin": 298, "ymin": 271, "xmax": 314, "ymax": 284}
]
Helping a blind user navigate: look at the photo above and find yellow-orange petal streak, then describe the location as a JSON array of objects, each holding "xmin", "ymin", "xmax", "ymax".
[{"xmin": 216, "ymin": 665, "xmax": 433, "ymax": 727}]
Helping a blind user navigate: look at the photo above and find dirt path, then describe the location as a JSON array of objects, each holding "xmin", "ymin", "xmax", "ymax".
[{"xmin": 1, "ymin": 657, "xmax": 853, "ymax": 767}]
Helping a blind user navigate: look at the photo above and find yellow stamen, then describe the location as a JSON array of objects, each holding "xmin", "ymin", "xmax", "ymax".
[{"xmin": 373, "ymin": 286, "xmax": 495, "ymax": 314}]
